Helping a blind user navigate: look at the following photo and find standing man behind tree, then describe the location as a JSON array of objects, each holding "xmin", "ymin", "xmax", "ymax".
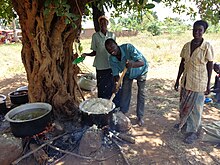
[{"xmin": 82, "ymin": 16, "xmax": 120, "ymax": 107}]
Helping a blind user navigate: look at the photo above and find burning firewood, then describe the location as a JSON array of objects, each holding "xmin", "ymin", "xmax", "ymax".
[{"xmin": 29, "ymin": 143, "xmax": 48, "ymax": 164}]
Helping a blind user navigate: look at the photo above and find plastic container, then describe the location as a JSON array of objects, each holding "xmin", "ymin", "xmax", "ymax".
[
  {"xmin": 204, "ymin": 97, "xmax": 212, "ymax": 103},
  {"xmin": 78, "ymin": 73, "xmax": 97, "ymax": 91},
  {"xmin": 72, "ymin": 56, "xmax": 85, "ymax": 64}
]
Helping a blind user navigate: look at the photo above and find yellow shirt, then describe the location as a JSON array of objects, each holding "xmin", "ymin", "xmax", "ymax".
[{"xmin": 180, "ymin": 41, "xmax": 214, "ymax": 92}]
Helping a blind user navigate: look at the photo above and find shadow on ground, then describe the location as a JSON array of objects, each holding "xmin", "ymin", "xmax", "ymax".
[
  {"xmin": 0, "ymin": 75, "xmax": 220, "ymax": 165},
  {"xmin": 0, "ymin": 74, "xmax": 27, "ymax": 96},
  {"xmin": 122, "ymin": 78, "xmax": 220, "ymax": 165}
]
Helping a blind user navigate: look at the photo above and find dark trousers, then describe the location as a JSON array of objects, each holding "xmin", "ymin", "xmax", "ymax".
[
  {"xmin": 120, "ymin": 74, "xmax": 147, "ymax": 118},
  {"xmin": 96, "ymin": 69, "xmax": 120, "ymax": 107}
]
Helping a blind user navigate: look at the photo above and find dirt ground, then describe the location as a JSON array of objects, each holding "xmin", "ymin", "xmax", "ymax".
[{"xmin": 0, "ymin": 62, "xmax": 220, "ymax": 165}]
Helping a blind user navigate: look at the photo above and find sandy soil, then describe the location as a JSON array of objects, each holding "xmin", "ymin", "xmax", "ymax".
[{"xmin": 0, "ymin": 62, "xmax": 220, "ymax": 165}]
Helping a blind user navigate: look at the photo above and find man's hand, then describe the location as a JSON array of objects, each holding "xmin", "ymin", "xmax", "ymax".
[
  {"xmin": 81, "ymin": 53, "xmax": 86, "ymax": 58},
  {"xmin": 126, "ymin": 61, "xmax": 133, "ymax": 68}
]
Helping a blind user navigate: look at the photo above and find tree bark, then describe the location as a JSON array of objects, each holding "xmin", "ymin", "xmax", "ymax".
[
  {"xmin": 92, "ymin": 2, "xmax": 105, "ymax": 32},
  {"xmin": 11, "ymin": 0, "xmax": 93, "ymax": 117}
]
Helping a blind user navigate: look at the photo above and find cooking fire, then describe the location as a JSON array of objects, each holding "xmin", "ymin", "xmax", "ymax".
[{"xmin": 1, "ymin": 100, "xmax": 135, "ymax": 165}]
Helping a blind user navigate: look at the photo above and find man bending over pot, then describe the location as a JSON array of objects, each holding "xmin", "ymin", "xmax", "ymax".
[{"xmin": 105, "ymin": 38, "xmax": 149, "ymax": 126}]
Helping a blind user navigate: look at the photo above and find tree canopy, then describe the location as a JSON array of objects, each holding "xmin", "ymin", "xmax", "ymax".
[{"xmin": 1, "ymin": 0, "xmax": 219, "ymax": 26}]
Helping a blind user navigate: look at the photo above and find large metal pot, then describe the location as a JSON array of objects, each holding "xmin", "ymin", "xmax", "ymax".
[
  {"xmin": 5, "ymin": 102, "xmax": 52, "ymax": 137},
  {"xmin": 79, "ymin": 98, "xmax": 115, "ymax": 127}
]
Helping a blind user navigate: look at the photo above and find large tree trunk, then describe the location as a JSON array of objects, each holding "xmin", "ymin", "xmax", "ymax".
[
  {"xmin": 92, "ymin": 2, "xmax": 104, "ymax": 32},
  {"xmin": 11, "ymin": 0, "xmax": 92, "ymax": 117}
]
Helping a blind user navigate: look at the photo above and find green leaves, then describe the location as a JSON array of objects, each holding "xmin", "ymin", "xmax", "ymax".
[
  {"xmin": 0, "ymin": 0, "xmax": 16, "ymax": 25},
  {"xmin": 145, "ymin": 3, "xmax": 155, "ymax": 9},
  {"xmin": 162, "ymin": 0, "xmax": 220, "ymax": 25},
  {"xmin": 44, "ymin": 0, "xmax": 80, "ymax": 28},
  {"xmin": 152, "ymin": 0, "xmax": 161, "ymax": 3}
]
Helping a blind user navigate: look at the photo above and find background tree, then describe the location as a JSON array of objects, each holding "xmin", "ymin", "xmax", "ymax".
[
  {"xmin": 0, "ymin": 0, "xmax": 219, "ymax": 119},
  {"xmin": 162, "ymin": 0, "xmax": 220, "ymax": 24}
]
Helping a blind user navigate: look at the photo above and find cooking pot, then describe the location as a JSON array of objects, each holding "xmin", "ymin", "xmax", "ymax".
[
  {"xmin": 5, "ymin": 102, "xmax": 52, "ymax": 137},
  {"xmin": 79, "ymin": 98, "xmax": 115, "ymax": 127},
  {"xmin": 8, "ymin": 89, "xmax": 29, "ymax": 105},
  {"xmin": 0, "ymin": 94, "xmax": 7, "ymax": 115}
]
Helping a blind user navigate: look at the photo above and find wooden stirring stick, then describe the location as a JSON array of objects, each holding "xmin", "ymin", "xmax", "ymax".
[{"xmin": 109, "ymin": 67, "xmax": 128, "ymax": 103}]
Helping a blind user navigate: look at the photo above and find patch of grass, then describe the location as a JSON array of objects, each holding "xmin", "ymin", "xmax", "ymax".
[
  {"xmin": 0, "ymin": 43, "xmax": 24, "ymax": 79},
  {"xmin": 80, "ymin": 32, "xmax": 220, "ymax": 65}
]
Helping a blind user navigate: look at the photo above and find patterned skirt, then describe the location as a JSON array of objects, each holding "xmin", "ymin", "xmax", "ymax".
[{"xmin": 178, "ymin": 88, "xmax": 205, "ymax": 133}]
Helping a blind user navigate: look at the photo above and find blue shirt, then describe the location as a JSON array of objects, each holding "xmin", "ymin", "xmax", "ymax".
[{"xmin": 109, "ymin": 44, "xmax": 148, "ymax": 79}]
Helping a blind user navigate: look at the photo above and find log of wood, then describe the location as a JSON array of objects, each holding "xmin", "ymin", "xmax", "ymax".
[
  {"xmin": 30, "ymin": 143, "xmax": 48, "ymax": 164},
  {"xmin": 112, "ymin": 139, "xmax": 130, "ymax": 165},
  {"xmin": 47, "ymin": 144, "xmax": 118, "ymax": 161},
  {"xmin": 117, "ymin": 133, "xmax": 136, "ymax": 144},
  {"xmin": 11, "ymin": 133, "xmax": 67, "ymax": 165}
]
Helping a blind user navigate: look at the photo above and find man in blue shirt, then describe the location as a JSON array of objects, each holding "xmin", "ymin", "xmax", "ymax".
[{"xmin": 105, "ymin": 38, "xmax": 148, "ymax": 126}]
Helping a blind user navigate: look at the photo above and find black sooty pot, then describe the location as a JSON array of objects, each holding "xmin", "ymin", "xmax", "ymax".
[
  {"xmin": 0, "ymin": 94, "xmax": 7, "ymax": 115},
  {"xmin": 79, "ymin": 99, "xmax": 115, "ymax": 128},
  {"xmin": 4, "ymin": 102, "xmax": 52, "ymax": 137},
  {"xmin": 9, "ymin": 90, "xmax": 29, "ymax": 105}
]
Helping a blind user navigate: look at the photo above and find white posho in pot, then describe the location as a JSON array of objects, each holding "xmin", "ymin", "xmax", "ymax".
[{"xmin": 79, "ymin": 98, "xmax": 115, "ymax": 115}]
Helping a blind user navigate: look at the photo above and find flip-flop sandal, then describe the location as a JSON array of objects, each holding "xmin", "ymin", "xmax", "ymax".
[
  {"xmin": 184, "ymin": 133, "xmax": 198, "ymax": 144},
  {"xmin": 173, "ymin": 123, "xmax": 180, "ymax": 129}
]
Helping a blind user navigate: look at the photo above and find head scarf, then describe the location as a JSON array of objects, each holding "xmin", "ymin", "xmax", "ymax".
[{"xmin": 193, "ymin": 20, "xmax": 209, "ymax": 32}]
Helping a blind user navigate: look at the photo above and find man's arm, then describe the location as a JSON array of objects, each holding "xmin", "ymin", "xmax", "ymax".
[
  {"xmin": 126, "ymin": 60, "xmax": 144, "ymax": 68},
  {"xmin": 82, "ymin": 51, "xmax": 96, "ymax": 57}
]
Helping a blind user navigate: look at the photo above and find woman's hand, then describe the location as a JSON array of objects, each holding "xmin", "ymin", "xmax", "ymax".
[
  {"xmin": 204, "ymin": 87, "xmax": 211, "ymax": 95},
  {"xmin": 174, "ymin": 81, "xmax": 179, "ymax": 91}
]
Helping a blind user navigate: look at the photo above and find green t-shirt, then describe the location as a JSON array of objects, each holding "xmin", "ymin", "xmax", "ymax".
[{"xmin": 91, "ymin": 31, "xmax": 116, "ymax": 70}]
